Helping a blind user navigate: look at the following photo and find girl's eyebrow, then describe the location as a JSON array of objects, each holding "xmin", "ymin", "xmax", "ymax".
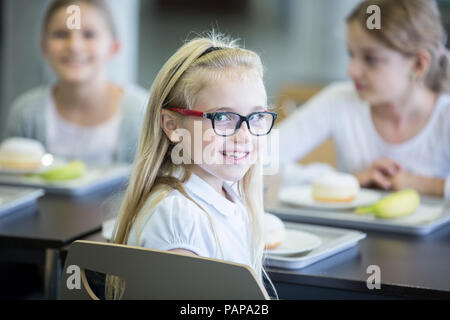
[
  {"xmin": 347, "ymin": 43, "xmax": 384, "ymax": 55},
  {"xmin": 354, "ymin": 46, "xmax": 385, "ymax": 55},
  {"xmin": 205, "ymin": 106, "xmax": 267, "ymax": 113},
  {"xmin": 361, "ymin": 47, "xmax": 383, "ymax": 54}
]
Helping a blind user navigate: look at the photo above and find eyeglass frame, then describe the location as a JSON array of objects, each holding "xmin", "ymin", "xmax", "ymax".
[{"xmin": 168, "ymin": 107, "xmax": 277, "ymax": 137}]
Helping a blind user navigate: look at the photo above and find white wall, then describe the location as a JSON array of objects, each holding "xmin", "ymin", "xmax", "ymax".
[
  {"xmin": 137, "ymin": 0, "xmax": 360, "ymax": 102},
  {"xmin": 289, "ymin": 0, "xmax": 361, "ymax": 83}
]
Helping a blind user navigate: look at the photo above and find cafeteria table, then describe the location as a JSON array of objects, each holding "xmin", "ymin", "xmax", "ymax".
[
  {"xmin": 266, "ymin": 224, "xmax": 450, "ymax": 299},
  {"xmin": 0, "ymin": 184, "xmax": 124, "ymax": 299},
  {"xmin": 1, "ymin": 184, "xmax": 450, "ymax": 299}
]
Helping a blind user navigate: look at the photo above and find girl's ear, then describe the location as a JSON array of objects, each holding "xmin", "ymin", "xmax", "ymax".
[
  {"xmin": 412, "ymin": 49, "xmax": 431, "ymax": 80},
  {"xmin": 161, "ymin": 109, "xmax": 181, "ymax": 143},
  {"xmin": 108, "ymin": 40, "xmax": 121, "ymax": 59}
]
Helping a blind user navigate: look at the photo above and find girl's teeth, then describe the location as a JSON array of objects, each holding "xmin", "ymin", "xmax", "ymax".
[{"xmin": 224, "ymin": 152, "xmax": 247, "ymax": 159}]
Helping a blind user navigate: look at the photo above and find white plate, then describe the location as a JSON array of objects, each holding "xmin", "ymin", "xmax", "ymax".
[
  {"xmin": 265, "ymin": 222, "xmax": 366, "ymax": 269},
  {"xmin": 265, "ymin": 229, "xmax": 322, "ymax": 256},
  {"xmin": 279, "ymin": 185, "xmax": 381, "ymax": 210}
]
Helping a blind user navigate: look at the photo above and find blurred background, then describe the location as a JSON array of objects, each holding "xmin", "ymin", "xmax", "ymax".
[
  {"xmin": 1, "ymin": 0, "xmax": 450, "ymax": 300},
  {"xmin": 1, "ymin": 0, "xmax": 450, "ymax": 137}
]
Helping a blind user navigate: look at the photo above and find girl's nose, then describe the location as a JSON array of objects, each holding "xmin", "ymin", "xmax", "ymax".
[
  {"xmin": 348, "ymin": 57, "xmax": 362, "ymax": 79},
  {"xmin": 234, "ymin": 120, "xmax": 252, "ymax": 143},
  {"xmin": 67, "ymin": 32, "xmax": 84, "ymax": 51}
]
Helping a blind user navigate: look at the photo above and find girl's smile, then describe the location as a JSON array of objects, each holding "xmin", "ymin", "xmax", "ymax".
[
  {"xmin": 353, "ymin": 81, "xmax": 367, "ymax": 93},
  {"xmin": 221, "ymin": 148, "xmax": 252, "ymax": 164},
  {"xmin": 59, "ymin": 54, "xmax": 91, "ymax": 70}
]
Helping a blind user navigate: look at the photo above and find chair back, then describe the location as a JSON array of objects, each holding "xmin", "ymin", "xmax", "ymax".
[{"xmin": 60, "ymin": 240, "xmax": 270, "ymax": 300}]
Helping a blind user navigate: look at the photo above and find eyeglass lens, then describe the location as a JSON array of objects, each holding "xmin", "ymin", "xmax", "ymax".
[{"xmin": 212, "ymin": 112, "xmax": 274, "ymax": 136}]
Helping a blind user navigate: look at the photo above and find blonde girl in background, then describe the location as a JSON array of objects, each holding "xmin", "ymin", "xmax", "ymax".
[
  {"xmin": 106, "ymin": 34, "xmax": 278, "ymax": 299},
  {"xmin": 5, "ymin": 0, "xmax": 147, "ymax": 164},
  {"xmin": 279, "ymin": 0, "xmax": 450, "ymax": 201}
]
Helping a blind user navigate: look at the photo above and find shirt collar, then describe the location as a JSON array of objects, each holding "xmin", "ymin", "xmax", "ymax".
[{"xmin": 184, "ymin": 173, "xmax": 241, "ymax": 217}]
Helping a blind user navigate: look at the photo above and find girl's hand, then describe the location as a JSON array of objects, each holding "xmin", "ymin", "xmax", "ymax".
[
  {"xmin": 390, "ymin": 170, "xmax": 415, "ymax": 191},
  {"xmin": 391, "ymin": 170, "xmax": 445, "ymax": 197},
  {"xmin": 355, "ymin": 158, "xmax": 402, "ymax": 190}
]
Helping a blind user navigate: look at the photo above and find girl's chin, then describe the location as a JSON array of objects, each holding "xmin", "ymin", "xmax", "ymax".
[
  {"xmin": 207, "ymin": 166, "xmax": 251, "ymax": 183},
  {"xmin": 356, "ymin": 90, "xmax": 376, "ymax": 103},
  {"xmin": 221, "ymin": 166, "xmax": 252, "ymax": 180},
  {"xmin": 55, "ymin": 67, "xmax": 97, "ymax": 83}
]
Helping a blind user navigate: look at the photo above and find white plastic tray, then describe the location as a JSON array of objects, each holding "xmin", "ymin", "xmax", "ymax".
[
  {"xmin": 0, "ymin": 186, "xmax": 45, "ymax": 218},
  {"xmin": 265, "ymin": 222, "xmax": 366, "ymax": 270},
  {"xmin": 0, "ymin": 164, "xmax": 131, "ymax": 196},
  {"xmin": 270, "ymin": 193, "xmax": 450, "ymax": 235}
]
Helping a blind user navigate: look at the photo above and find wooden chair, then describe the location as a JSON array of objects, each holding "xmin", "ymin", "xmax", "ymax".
[
  {"xmin": 60, "ymin": 240, "xmax": 269, "ymax": 300},
  {"xmin": 275, "ymin": 84, "xmax": 337, "ymax": 167}
]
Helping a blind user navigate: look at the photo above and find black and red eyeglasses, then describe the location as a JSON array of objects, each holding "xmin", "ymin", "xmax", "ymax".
[{"xmin": 169, "ymin": 107, "xmax": 277, "ymax": 137}]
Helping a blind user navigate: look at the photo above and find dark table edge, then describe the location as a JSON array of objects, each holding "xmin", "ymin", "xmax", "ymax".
[
  {"xmin": 267, "ymin": 268, "xmax": 450, "ymax": 299},
  {"xmin": 0, "ymin": 227, "xmax": 102, "ymax": 250}
]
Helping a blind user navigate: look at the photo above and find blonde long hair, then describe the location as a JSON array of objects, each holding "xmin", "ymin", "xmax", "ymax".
[{"xmin": 106, "ymin": 34, "xmax": 272, "ymax": 299}]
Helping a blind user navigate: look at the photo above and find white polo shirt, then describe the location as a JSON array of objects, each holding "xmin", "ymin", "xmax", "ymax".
[{"xmin": 127, "ymin": 173, "xmax": 254, "ymax": 270}]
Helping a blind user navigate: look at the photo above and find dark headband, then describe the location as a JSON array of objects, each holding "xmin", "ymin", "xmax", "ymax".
[
  {"xmin": 198, "ymin": 46, "xmax": 224, "ymax": 58},
  {"xmin": 163, "ymin": 46, "xmax": 225, "ymax": 107},
  {"xmin": 173, "ymin": 47, "xmax": 224, "ymax": 77}
]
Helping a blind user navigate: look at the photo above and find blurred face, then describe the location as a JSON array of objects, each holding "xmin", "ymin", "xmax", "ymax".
[
  {"xmin": 347, "ymin": 21, "xmax": 415, "ymax": 105},
  {"xmin": 182, "ymin": 72, "xmax": 268, "ymax": 184},
  {"xmin": 42, "ymin": 3, "xmax": 118, "ymax": 84}
]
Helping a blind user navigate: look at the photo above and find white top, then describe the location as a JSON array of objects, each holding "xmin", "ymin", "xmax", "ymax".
[
  {"xmin": 6, "ymin": 84, "xmax": 149, "ymax": 163},
  {"xmin": 127, "ymin": 173, "xmax": 254, "ymax": 270},
  {"xmin": 278, "ymin": 82, "xmax": 450, "ymax": 201},
  {"xmin": 45, "ymin": 89, "xmax": 122, "ymax": 165}
]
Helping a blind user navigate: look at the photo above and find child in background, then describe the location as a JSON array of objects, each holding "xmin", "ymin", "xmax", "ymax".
[
  {"xmin": 4, "ymin": 0, "xmax": 147, "ymax": 164},
  {"xmin": 278, "ymin": 0, "xmax": 450, "ymax": 201},
  {"xmin": 106, "ymin": 35, "xmax": 278, "ymax": 299}
]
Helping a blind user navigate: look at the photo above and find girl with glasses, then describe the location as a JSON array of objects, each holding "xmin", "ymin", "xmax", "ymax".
[{"xmin": 106, "ymin": 34, "xmax": 277, "ymax": 299}]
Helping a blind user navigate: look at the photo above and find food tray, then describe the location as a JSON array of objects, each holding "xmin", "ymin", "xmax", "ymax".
[
  {"xmin": 0, "ymin": 186, "xmax": 45, "ymax": 218},
  {"xmin": 0, "ymin": 164, "xmax": 131, "ymax": 196},
  {"xmin": 265, "ymin": 222, "xmax": 366, "ymax": 270},
  {"xmin": 269, "ymin": 193, "xmax": 450, "ymax": 235}
]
